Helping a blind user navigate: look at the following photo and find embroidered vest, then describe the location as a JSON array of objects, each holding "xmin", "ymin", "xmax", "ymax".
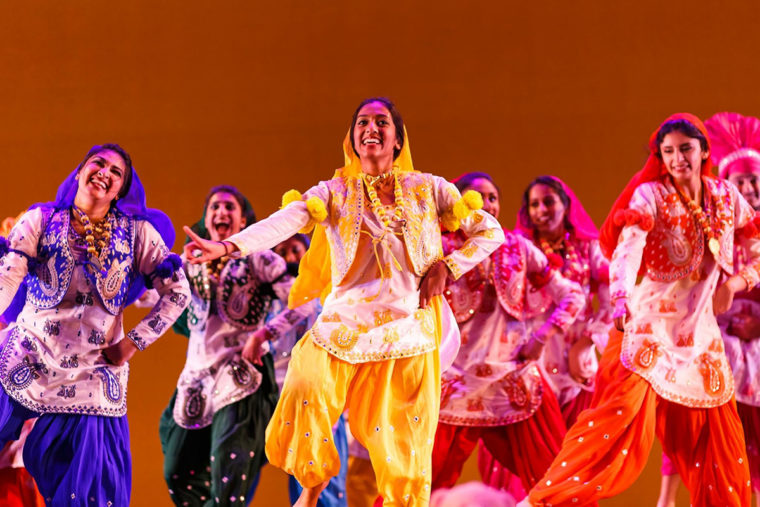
[
  {"xmin": 444, "ymin": 232, "xmax": 526, "ymax": 323},
  {"xmin": 25, "ymin": 208, "xmax": 136, "ymax": 315},
  {"xmin": 186, "ymin": 257, "xmax": 273, "ymax": 333},
  {"xmin": 526, "ymin": 236, "xmax": 591, "ymax": 315},
  {"xmin": 323, "ymin": 172, "xmax": 445, "ymax": 286},
  {"xmin": 642, "ymin": 178, "xmax": 734, "ymax": 282}
]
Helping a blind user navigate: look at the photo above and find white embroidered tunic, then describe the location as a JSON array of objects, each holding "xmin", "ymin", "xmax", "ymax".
[
  {"xmin": 611, "ymin": 179, "xmax": 760, "ymax": 408},
  {"xmin": 532, "ymin": 237, "xmax": 613, "ymax": 406},
  {"xmin": 439, "ymin": 232, "xmax": 585, "ymax": 426},
  {"xmin": 173, "ymin": 251, "xmax": 315, "ymax": 429},
  {"xmin": 228, "ymin": 174, "xmax": 504, "ymax": 364},
  {"xmin": 0, "ymin": 207, "xmax": 190, "ymax": 416}
]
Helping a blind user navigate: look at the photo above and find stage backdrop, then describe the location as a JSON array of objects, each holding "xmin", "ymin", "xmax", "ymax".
[{"xmin": 2, "ymin": 1, "xmax": 759, "ymax": 505}]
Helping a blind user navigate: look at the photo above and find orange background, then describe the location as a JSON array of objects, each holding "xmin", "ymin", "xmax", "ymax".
[{"xmin": 2, "ymin": 1, "xmax": 760, "ymax": 505}]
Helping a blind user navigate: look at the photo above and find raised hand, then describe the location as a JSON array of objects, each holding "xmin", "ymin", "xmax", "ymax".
[{"xmin": 182, "ymin": 226, "xmax": 231, "ymax": 264}]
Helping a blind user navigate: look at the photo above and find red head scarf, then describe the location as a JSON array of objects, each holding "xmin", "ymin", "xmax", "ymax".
[
  {"xmin": 598, "ymin": 113, "xmax": 715, "ymax": 259},
  {"xmin": 514, "ymin": 175, "xmax": 599, "ymax": 241}
]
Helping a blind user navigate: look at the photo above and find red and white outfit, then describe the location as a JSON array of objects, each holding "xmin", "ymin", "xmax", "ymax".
[
  {"xmin": 527, "ymin": 113, "xmax": 759, "ymax": 507},
  {"xmin": 431, "ymin": 230, "xmax": 585, "ymax": 492},
  {"xmin": 480, "ymin": 179, "xmax": 612, "ymax": 494}
]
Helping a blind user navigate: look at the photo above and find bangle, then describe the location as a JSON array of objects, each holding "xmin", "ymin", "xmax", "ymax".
[
  {"xmin": 738, "ymin": 271, "xmax": 754, "ymax": 292},
  {"xmin": 221, "ymin": 241, "xmax": 231, "ymax": 256}
]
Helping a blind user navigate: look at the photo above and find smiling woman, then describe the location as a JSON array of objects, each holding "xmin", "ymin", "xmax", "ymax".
[
  {"xmin": 521, "ymin": 114, "xmax": 760, "ymax": 507},
  {"xmin": 181, "ymin": 97, "xmax": 505, "ymax": 506},
  {"xmin": 0, "ymin": 144, "xmax": 190, "ymax": 506}
]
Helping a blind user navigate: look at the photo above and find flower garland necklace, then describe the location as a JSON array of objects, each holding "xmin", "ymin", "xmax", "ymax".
[
  {"xmin": 362, "ymin": 169, "xmax": 405, "ymax": 228},
  {"xmin": 672, "ymin": 179, "xmax": 729, "ymax": 259},
  {"xmin": 537, "ymin": 232, "xmax": 588, "ymax": 285},
  {"xmin": 71, "ymin": 205, "xmax": 113, "ymax": 258}
]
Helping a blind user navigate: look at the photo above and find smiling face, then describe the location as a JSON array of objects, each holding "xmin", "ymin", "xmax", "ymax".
[
  {"xmin": 729, "ymin": 172, "xmax": 760, "ymax": 210},
  {"xmin": 204, "ymin": 191, "xmax": 246, "ymax": 242},
  {"xmin": 464, "ymin": 177, "xmax": 500, "ymax": 219},
  {"xmin": 75, "ymin": 149, "xmax": 127, "ymax": 205},
  {"xmin": 352, "ymin": 101, "xmax": 401, "ymax": 165},
  {"xmin": 659, "ymin": 130, "xmax": 708, "ymax": 188},
  {"xmin": 528, "ymin": 183, "xmax": 567, "ymax": 237}
]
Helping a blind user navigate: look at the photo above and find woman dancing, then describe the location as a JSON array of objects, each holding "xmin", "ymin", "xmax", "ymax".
[
  {"xmin": 184, "ymin": 97, "xmax": 504, "ymax": 506},
  {"xmin": 0, "ymin": 144, "xmax": 190, "ymax": 505},
  {"xmin": 657, "ymin": 112, "xmax": 760, "ymax": 507},
  {"xmin": 478, "ymin": 175, "xmax": 611, "ymax": 496},
  {"xmin": 431, "ymin": 171, "xmax": 585, "ymax": 496},
  {"xmin": 521, "ymin": 113, "xmax": 759, "ymax": 506},
  {"xmin": 160, "ymin": 185, "xmax": 319, "ymax": 505}
]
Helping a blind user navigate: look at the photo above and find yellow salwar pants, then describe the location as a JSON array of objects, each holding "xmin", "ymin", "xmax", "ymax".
[{"xmin": 265, "ymin": 336, "xmax": 440, "ymax": 506}]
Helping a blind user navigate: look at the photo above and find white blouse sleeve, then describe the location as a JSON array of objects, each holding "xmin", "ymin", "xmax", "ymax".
[
  {"xmin": 124, "ymin": 220, "xmax": 191, "ymax": 351},
  {"xmin": 227, "ymin": 182, "xmax": 331, "ymax": 257},
  {"xmin": 609, "ymin": 184, "xmax": 656, "ymax": 300},
  {"xmin": 433, "ymin": 176, "xmax": 505, "ymax": 280},
  {"xmin": 0, "ymin": 208, "xmax": 44, "ymax": 314}
]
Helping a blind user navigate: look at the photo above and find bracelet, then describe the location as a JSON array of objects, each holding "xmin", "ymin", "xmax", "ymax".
[
  {"xmin": 738, "ymin": 270, "xmax": 754, "ymax": 292},
  {"xmin": 221, "ymin": 241, "xmax": 231, "ymax": 256}
]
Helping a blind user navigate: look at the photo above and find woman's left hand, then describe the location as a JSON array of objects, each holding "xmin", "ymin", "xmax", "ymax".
[
  {"xmin": 103, "ymin": 339, "xmax": 139, "ymax": 366},
  {"xmin": 568, "ymin": 335, "xmax": 595, "ymax": 386},
  {"xmin": 242, "ymin": 328, "xmax": 270, "ymax": 366},
  {"xmin": 714, "ymin": 275, "xmax": 747, "ymax": 315},
  {"xmin": 419, "ymin": 260, "xmax": 450, "ymax": 309}
]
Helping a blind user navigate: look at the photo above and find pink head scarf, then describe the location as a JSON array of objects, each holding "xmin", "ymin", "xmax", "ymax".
[
  {"xmin": 515, "ymin": 175, "xmax": 599, "ymax": 241},
  {"xmin": 705, "ymin": 112, "xmax": 760, "ymax": 179}
]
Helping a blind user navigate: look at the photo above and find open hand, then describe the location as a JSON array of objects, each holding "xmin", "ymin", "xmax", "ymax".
[{"xmin": 182, "ymin": 226, "xmax": 232, "ymax": 264}]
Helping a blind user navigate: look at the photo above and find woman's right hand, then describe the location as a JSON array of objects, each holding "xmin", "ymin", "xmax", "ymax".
[
  {"xmin": 613, "ymin": 297, "xmax": 630, "ymax": 332},
  {"xmin": 182, "ymin": 226, "xmax": 231, "ymax": 264}
]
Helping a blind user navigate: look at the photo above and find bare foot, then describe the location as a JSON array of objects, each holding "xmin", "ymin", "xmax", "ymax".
[{"xmin": 294, "ymin": 481, "xmax": 329, "ymax": 507}]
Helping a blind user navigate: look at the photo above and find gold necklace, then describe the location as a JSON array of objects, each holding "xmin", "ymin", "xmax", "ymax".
[
  {"xmin": 72, "ymin": 205, "xmax": 112, "ymax": 257},
  {"xmin": 672, "ymin": 180, "xmax": 727, "ymax": 258},
  {"xmin": 362, "ymin": 171, "xmax": 394, "ymax": 188},
  {"xmin": 363, "ymin": 170, "xmax": 405, "ymax": 228}
]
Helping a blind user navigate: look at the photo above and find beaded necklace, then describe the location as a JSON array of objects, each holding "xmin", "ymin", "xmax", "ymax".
[
  {"xmin": 71, "ymin": 205, "xmax": 113, "ymax": 258},
  {"xmin": 362, "ymin": 170, "xmax": 405, "ymax": 228},
  {"xmin": 672, "ymin": 179, "xmax": 728, "ymax": 259},
  {"xmin": 206, "ymin": 256, "xmax": 230, "ymax": 281},
  {"xmin": 537, "ymin": 232, "xmax": 588, "ymax": 285}
]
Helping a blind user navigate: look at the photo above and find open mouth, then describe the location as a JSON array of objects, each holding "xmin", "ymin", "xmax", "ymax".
[
  {"xmin": 214, "ymin": 222, "xmax": 231, "ymax": 238},
  {"xmin": 362, "ymin": 137, "xmax": 382, "ymax": 146}
]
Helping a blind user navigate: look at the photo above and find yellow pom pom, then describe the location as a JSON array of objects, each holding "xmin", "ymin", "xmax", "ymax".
[
  {"xmin": 306, "ymin": 196, "xmax": 327, "ymax": 222},
  {"xmin": 462, "ymin": 190, "xmax": 483, "ymax": 211},
  {"xmin": 452, "ymin": 199, "xmax": 469, "ymax": 220},
  {"xmin": 281, "ymin": 189, "xmax": 303, "ymax": 208},
  {"xmin": 442, "ymin": 212, "xmax": 461, "ymax": 232}
]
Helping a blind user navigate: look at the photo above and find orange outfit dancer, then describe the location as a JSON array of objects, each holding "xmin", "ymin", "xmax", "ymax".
[{"xmin": 522, "ymin": 113, "xmax": 759, "ymax": 506}]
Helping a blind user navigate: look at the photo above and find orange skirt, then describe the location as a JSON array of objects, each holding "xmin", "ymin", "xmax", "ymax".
[{"xmin": 527, "ymin": 330, "xmax": 751, "ymax": 506}]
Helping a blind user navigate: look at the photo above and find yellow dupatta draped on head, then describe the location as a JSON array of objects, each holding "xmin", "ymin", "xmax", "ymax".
[{"xmin": 287, "ymin": 127, "xmax": 416, "ymax": 308}]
